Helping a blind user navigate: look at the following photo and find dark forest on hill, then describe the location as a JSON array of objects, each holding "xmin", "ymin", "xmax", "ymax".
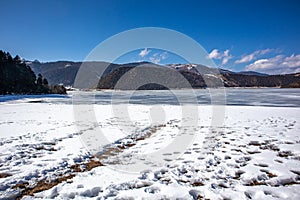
[{"xmin": 0, "ymin": 50, "xmax": 66, "ymax": 95}]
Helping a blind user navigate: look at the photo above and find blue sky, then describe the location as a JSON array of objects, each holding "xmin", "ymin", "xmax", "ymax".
[{"xmin": 1, "ymin": 0, "xmax": 300, "ymax": 74}]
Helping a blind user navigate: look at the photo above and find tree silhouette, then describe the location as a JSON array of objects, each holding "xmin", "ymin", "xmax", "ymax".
[
  {"xmin": 37, "ymin": 73, "xmax": 43, "ymax": 86},
  {"xmin": 43, "ymin": 78, "xmax": 48, "ymax": 86},
  {"xmin": 0, "ymin": 50, "xmax": 54, "ymax": 94}
]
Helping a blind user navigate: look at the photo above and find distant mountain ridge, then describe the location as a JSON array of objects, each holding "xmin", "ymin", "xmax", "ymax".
[
  {"xmin": 29, "ymin": 60, "xmax": 82, "ymax": 86},
  {"xmin": 238, "ymin": 71, "xmax": 268, "ymax": 76},
  {"xmin": 29, "ymin": 61, "xmax": 300, "ymax": 89}
]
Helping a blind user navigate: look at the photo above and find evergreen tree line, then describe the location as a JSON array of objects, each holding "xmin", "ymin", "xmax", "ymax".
[{"xmin": 0, "ymin": 50, "xmax": 65, "ymax": 95}]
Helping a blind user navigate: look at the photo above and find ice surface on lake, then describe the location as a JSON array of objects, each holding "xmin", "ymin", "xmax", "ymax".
[{"xmin": 1, "ymin": 88, "xmax": 299, "ymax": 106}]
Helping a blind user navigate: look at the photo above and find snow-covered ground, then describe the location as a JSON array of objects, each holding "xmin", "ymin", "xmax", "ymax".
[{"xmin": 0, "ymin": 95, "xmax": 299, "ymax": 199}]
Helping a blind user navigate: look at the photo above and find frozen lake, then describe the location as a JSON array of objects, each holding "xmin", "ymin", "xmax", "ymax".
[{"xmin": 1, "ymin": 88, "xmax": 300, "ymax": 107}]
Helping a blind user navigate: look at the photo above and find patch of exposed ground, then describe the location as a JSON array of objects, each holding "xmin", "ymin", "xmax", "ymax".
[{"xmin": 13, "ymin": 124, "xmax": 166, "ymax": 199}]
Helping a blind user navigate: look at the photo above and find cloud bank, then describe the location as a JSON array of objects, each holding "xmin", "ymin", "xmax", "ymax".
[{"xmin": 245, "ymin": 54, "xmax": 300, "ymax": 74}]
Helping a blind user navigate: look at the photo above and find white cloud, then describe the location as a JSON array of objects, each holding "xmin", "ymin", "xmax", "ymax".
[
  {"xmin": 207, "ymin": 49, "xmax": 223, "ymax": 59},
  {"xmin": 235, "ymin": 54, "xmax": 256, "ymax": 64},
  {"xmin": 160, "ymin": 52, "xmax": 168, "ymax": 60},
  {"xmin": 235, "ymin": 48, "xmax": 272, "ymax": 64},
  {"xmin": 149, "ymin": 52, "xmax": 168, "ymax": 64},
  {"xmin": 139, "ymin": 48, "xmax": 151, "ymax": 58},
  {"xmin": 207, "ymin": 49, "xmax": 232, "ymax": 65},
  {"xmin": 149, "ymin": 57, "xmax": 160, "ymax": 64},
  {"xmin": 283, "ymin": 54, "xmax": 300, "ymax": 68},
  {"xmin": 224, "ymin": 49, "xmax": 230, "ymax": 57},
  {"xmin": 245, "ymin": 54, "xmax": 300, "ymax": 74},
  {"xmin": 222, "ymin": 56, "xmax": 231, "ymax": 65}
]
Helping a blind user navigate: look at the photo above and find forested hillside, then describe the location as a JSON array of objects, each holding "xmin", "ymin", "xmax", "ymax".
[{"xmin": 0, "ymin": 51, "xmax": 66, "ymax": 95}]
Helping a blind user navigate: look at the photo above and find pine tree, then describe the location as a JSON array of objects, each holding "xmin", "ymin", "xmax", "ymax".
[
  {"xmin": 42, "ymin": 78, "xmax": 48, "ymax": 86},
  {"xmin": 14, "ymin": 55, "xmax": 21, "ymax": 63},
  {"xmin": 37, "ymin": 73, "xmax": 43, "ymax": 86}
]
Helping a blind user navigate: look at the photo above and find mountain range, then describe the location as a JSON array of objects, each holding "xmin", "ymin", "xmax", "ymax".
[{"xmin": 28, "ymin": 61, "xmax": 300, "ymax": 89}]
